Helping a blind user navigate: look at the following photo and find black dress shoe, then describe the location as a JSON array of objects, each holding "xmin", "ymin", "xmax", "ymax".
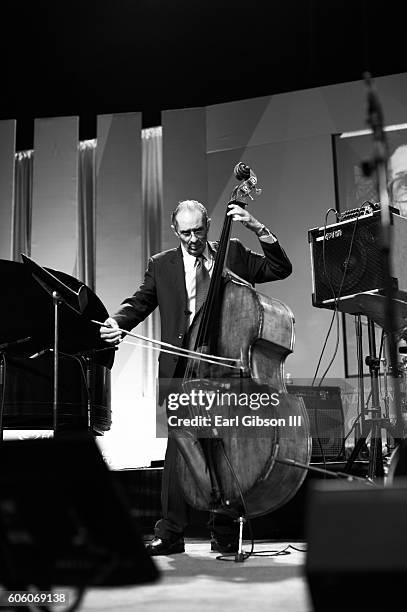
[
  {"xmin": 210, "ymin": 536, "xmax": 239, "ymax": 553},
  {"xmin": 145, "ymin": 536, "xmax": 185, "ymax": 556}
]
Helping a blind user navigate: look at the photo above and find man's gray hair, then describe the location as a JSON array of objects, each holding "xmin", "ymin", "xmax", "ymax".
[{"xmin": 171, "ymin": 200, "xmax": 209, "ymax": 229}]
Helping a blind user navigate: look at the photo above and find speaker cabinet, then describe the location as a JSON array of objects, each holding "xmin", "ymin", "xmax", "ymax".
[
  {"xmin": 287, "ymin": 385, "xmax": 345, "ymax": 461},
  {"xmin": 308, "ymin": 210, "xmax": 407, "ymax": 308},
  {"xmin": 305, "ymin": 480, "xmax": 407, "ymax": 611},
  {"xmin": 0, "ymin": 434, "xmax": 159, "ymax": 589}
]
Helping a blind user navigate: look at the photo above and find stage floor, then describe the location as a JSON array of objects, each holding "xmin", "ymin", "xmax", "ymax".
[{"xmin": 79, "ymin": 539, "xmax": 312, "ymax": 612}]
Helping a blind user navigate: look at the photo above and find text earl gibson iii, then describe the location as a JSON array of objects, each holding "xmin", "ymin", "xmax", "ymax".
[{"xmin": 167, "ymin": 414, "xmax": 303, "ymax": 428}]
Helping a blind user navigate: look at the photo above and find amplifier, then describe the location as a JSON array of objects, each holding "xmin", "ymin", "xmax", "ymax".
[
  {"xmin": 308, "ymin": 210, "xmax": 407, "ymax": 308},
  {"xmin": 287, "ymin": 385, "xmax": 345, "ymax": 461}
]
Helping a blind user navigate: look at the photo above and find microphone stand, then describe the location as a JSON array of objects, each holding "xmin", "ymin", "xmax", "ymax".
[
  {"xmin": 344, "ymin": 318, "xmax": 388, "ymax": 477},
  {"xmin": 381, "ymin": 334, "xmax": 394, "ymax": 455},
  {"xmin": 361, "ymin": 73, "xmax": 404, "ymax": 455},
  {"xmin": 352, "ymin": 315, "xmax": 369, "ymax": 460}
]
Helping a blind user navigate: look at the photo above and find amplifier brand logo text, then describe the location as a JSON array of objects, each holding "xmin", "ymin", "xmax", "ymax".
[{"xmin": 324, "ymin": 228, "xmax": 342, "ymax": 240}]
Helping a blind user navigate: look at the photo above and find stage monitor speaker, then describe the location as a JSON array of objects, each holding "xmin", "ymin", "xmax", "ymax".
[
  {"xmin": 287, "ymin": 385, "xmax": 345, "ymax": 461},
  {"xmin": 305, "ymin": 479, "xmax": 407, "ymax": 611},
  {"xmin": 387, "ymin": 439, "xmax": 407, "ymax": 482},
  {"xmin": 0, "ymin": 433, "xmax": 159, "ymax": 591},
  {"xmin": 308, "ymin": 209, "xmax": 407, "ymax": 308}
]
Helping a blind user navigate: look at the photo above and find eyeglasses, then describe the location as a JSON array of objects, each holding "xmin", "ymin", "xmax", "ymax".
[
  {"xmin": 178, "ymin": 228, "xmax": 207, "ymax": 239},
  {"xmin": 389, "ymin": 174, "xmax": 407, "ymax": 197}
]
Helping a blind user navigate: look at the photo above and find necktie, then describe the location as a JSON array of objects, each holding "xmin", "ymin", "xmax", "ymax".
[{"xmin": 195, "ymin": 255, "xmax": 210, "ymax": 314}]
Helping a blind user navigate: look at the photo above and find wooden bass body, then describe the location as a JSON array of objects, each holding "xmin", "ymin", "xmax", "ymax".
[{"xmin": 175, "ymin": 271, "xmax": 311, "ymax": 518}]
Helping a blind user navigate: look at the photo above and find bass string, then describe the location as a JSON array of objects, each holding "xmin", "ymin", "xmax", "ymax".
[{"xmin": 184, "ymin": 200, "xmax": 236, "ymax": 381}]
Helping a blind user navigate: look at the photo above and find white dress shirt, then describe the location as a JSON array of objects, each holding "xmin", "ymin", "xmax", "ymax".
[
  {"xmin": 181, "ymin": 242, "xmax": 214, "ymax": 326},
  {"xmin": 180, "ymin": 231, "xmax": 276, "ymax": 327}
]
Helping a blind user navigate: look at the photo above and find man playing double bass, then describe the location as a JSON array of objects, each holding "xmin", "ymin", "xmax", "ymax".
[{"xmin": 100, "ymin": 199, "xmax": 292, "ymax": 555}]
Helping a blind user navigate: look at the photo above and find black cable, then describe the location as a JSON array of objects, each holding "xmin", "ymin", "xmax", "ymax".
[
  {"xmin": 317, "ymin": 309, "xmax": 341, "ymax": 388},
  {"xmin": 312, "ymin": 203, "xmax": 367, "ymax": 386},
  {"xmin": 311, "ymin": 208, "xmax": 344, "ymax": 384},
  {"xmin": 311, "ymin": 309, "xmax": 337, "ymax": 387},
  {"xmin": 313, "ymin": 309, "xmax": 340, "ymax": 471},
  {"xmin": 338, "ymin": 408, "xmax": 363, "ymax": 459},
  {"xmin": 251, "ymin": 543, "xmax": 308, "ymax": 558},
  {"xmin": 214, "ymin": 441, "xmax": 254, "ymax": 562},
  {"xmin": 311, "ymin": 205, "xmax": 366, "ymax": 468},
  {"xmin": 310, "ymin": 208, "xmax": 342, "ymax": 469},
  {"xmin": 337, "ymin": 390, "xmax": 373, "ymax": 462},
  {"xmin": 288, "ymin": 543, "xmax": 308, "ymax": 553},
  {"xmin": 311, "ymin": 208, "xmax": 340, "ymax": 386},
  {"xmin": 316, "ymin": 206, "xmax": 364, "ymax": 387}
]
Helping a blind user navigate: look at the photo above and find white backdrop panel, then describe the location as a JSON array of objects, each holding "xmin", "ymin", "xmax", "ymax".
[
  {"xmin": 31, "ymin": 116, "xmax": 79, "ymax": 274},
  {"xmin": 207, "ymin": 72, "xmax": 407, "ymax": 153},
  {"xmin": 0, "ymin": 120, "xmax": 16, "ymax": 260},
  {"xmin": 207, "ymin": 136, "xmax": 342, "ymax": 379},
  {"xmin": 95, "ymin": 113, "xmax": 165, "ymax": 467},
  {"xmin": 162, "ymin": 107, "xmax": 207, "ymax": 252},
  {"xmin": 95, "ymin": 112, "xmax": 142, "ymax": 312}
]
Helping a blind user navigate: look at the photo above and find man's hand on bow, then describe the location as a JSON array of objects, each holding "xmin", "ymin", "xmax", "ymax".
[{"xmin": 100, "ymin": 317, "xmax": 122, "ymax": 345}]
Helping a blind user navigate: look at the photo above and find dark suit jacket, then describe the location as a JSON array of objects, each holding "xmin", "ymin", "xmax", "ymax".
[{"xmin": 113, "ymin": 238, "xmax": 292, "ymax": 382}]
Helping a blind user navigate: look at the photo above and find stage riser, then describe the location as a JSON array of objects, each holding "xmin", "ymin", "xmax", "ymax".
[{"xmin": 112, "ymin": 461, "xmax": 368, "ymax": 539}]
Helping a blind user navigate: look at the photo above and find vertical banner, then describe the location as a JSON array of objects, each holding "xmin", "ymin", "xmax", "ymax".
[
  {"xmin": 31, "ymin": 116, "xmax": 79, "ymax": 274},
  {"xmin": 95, "ymin": 113, "xmax": 154, "ymax": 468},
  {"xmin": 0, "ymin": 120, "xmax": 16, "ymax": 260},
  {"xmin": 162, "ymin": 107, "xmax": 207, "ymax": 252},
  {"xmin": 95, "ymin": 113, "xmax": 142, "ymax": 313}
]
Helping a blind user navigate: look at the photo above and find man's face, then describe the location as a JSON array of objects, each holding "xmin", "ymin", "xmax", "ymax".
[
  {"xmin": 173, "ymin": 208, "xmax": 209, "ymax": 257},
  {"xmin": 390, "ymin": 173, "xmax": 407, "ymax": 216},
  {"xmin": 389, "ymin": 146, "xmax": 407, "ymax": 217}
]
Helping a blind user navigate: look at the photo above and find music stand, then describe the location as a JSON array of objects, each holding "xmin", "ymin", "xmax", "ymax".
[{"xmin": 21, "ymin": 254, "xmax": 88, "ymax": 436}]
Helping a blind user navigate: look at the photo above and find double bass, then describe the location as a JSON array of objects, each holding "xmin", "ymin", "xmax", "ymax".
[{"xmin": 172, "ymin": 163, "xmax": 312, "ymax": 520}]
